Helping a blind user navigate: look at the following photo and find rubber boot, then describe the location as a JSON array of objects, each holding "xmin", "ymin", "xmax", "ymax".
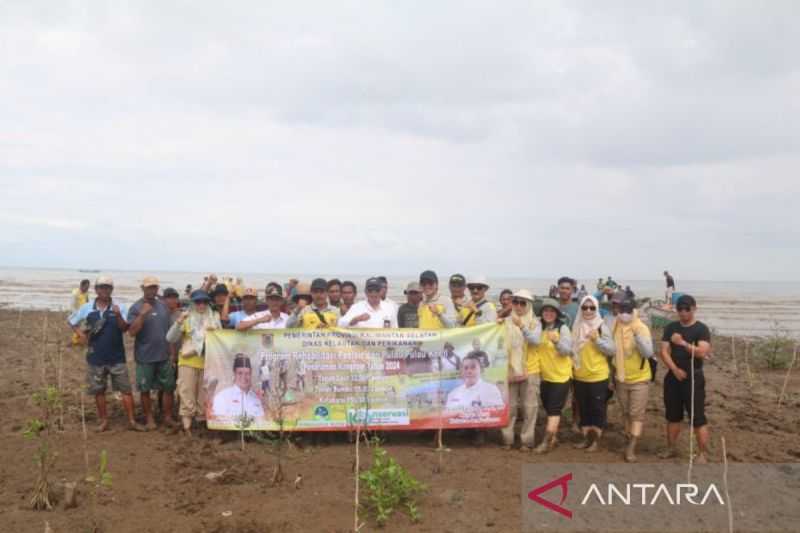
[{"xmin": 625, "ymin": 436, "xmax": 638, "ymax": 462}]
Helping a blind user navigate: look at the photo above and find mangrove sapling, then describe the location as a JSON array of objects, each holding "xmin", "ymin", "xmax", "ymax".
[
  {"xmin": 347, "ymin": 363, "xmax": 372, "ymax": 533},
  {"xmin": 777, "ymin": 344, "xmax": 798, "ymax": 410},
  {"xmin": 754, "ymin": 322, "xmax": 795, "ymax": 370},
  {"xmin": 235, "ymin": 411, "xmax": 255, "ymax": 452},
  {"xmin": 23, "ymin": 386, "xmax": 63, "ymax": 510},
  {"xmin": 359, "ymin": 442, "xmax": 426, "ymax": 527},
  {"xmin": 259, "ymin": 357, "xmax": 297, "ymax": 486},
  {"xmin": 87, "ymin": 450, "xmax": 113, "ymax": 533}
]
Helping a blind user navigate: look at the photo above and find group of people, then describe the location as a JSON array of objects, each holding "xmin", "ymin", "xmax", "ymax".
[{"xmin": 67, "ymin": 269, "xmax": 711, "ymax": 463}]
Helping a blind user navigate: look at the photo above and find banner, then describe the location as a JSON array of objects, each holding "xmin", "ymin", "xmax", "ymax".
[{"xmin": 203, "ymin": 323, "xmax": 509, "ymax": 431}]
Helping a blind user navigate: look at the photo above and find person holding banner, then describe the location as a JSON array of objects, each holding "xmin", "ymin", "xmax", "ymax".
[
  {"xmin": 234, "ymin": 286, "xmax": 289, "ymax": 330},
  {"xmin": 571, "ymin": 295, "xmax": 616, "ymax": 452},
  {"xmin": 500, "ymin": 289, "xmax": 540, "ymax": 452},
  {"xmin": 211, "ymin": 354, "xmax": 266, "ymax": 421},
  {"xmin": 229, "ymin": 288, "xmax": 262, "ymax": 329},
  {"xmin": 461, "ymin": 276, "xmax": 497, "ymax": 326},
  {"xmin": 286, "ymin": 279, "xmax": 340, "ymax": 329},
  {"xmin": 340, "ymin": 281, "xmax": 357, "ymax": 315},
  {"xmin": 338, "ymin": 277, "xmax": 398, "ymax": 328},
  {"xmin": 417, "ymin": 270, "xmax": 457, "ymax": 330},
  {"xmin": 523, "ymin": 298, "xmax": 573, "ymax": 454},
  {"xmin": 397, "ymin": 282, "xmax": 422, "ymax": 328},
  {"xmin": 166, "ymin": 289, "xmax": 221, "ymax": 436}
]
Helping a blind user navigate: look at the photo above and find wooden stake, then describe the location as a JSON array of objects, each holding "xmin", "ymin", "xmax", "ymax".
[
  {"xmin": 354, "ymin": 426, "xmax": 361, "ymax": 532},
  {"xmin": 57, "ymin": 344, "xmax": 64, "ymax": 431},
  {"xmin": 731, "ymin": 336, "xmax": 738, "ymax": 375},
  {"xmin": 777, "ymin": 345, "xmax": 798, "ymax": 410},
  {"xmin": 744, "ymin": 341, "xmax": 754, "ymax": 391},
  {"xmin": 721, "ymin": 436, "xmax": 734, "ymax": 533},
  {"xmin": 80, "ymin": 391, "xmax": 90, "ymax": 479},
  {"xmin": 40, "ymin": 314, "xmax": 49, "ymax": 387},
  {"xmin": 688, "ymin": 344, "xmax": 695, "ymax": 484}
]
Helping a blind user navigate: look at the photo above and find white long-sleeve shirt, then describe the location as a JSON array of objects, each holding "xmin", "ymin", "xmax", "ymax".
[{"xmin": 338, "ymin": 300, "xmax": 398, "ymax": 328}]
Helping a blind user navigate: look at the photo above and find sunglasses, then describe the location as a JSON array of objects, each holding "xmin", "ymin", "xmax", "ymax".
[
  {"xmin": 676, "ymin": 306, "xmax": 692, "ymax": 312},
  {"xmin": 469, "ymin": 286, "xmax": 485, "ymax": 291},
  {"xmin": 581, "ymin": 305, "xmax": 596, "ymax": 311},
  {"xmin": 512, "ymin": 299, "xmax": 528, "ymax": 305}
]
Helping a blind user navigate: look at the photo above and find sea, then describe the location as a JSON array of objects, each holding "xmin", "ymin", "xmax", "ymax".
[{"xmin": 1, "ymin": 267, "xmax": 798, "ymax": 338}]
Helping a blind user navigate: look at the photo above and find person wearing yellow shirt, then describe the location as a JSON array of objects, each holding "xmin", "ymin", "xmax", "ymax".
[
  {"xmin": 499, "ymin": 289, "xmax": 540, "ymax": 452},
  {"xmin": 522, "ymin": 298, "xmax": 573, "ymax": 454},
  {"xmin": 417, "ymin": 270, "xmax": 457, "ymax": 330},
  {"xmin": 165, "ymin": 290, "xmax": 221, "ymax": 436},
  {"xmin": 613, "ymin": 299, "xmax": 655, "ymax": 462},
  {"xmin": 286, "ymin": 279, "xmax": 340, "ymax": 329},
  {"xmin": 461, "ymin": 276, "xmax": 497, "ymax": 326},
  {"xmin": 70, "ymin": 279, "xmax": 91, "ymax": 345},
  {"xmin": 571, "ymin": 295, "xmax": 616, "ymax": 452}
]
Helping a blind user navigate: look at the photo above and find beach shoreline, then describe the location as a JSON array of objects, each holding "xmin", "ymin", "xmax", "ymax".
[{"xmin": 0, "ymin": 309, "xmax": 798, "ymax": 532}]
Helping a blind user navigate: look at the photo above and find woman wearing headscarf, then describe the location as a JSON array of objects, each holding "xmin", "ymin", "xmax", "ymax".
[
  {"xmin": 166, "ymin": 289, "xmax": 222, "ymax": 436},
  {"xmin": 571, "ymin": 295, "xmax": 616, "ymax": 452},
  {"xmin": 523, "ymin": 298, "xmax": 573, "ymax": 454},
  {"xmin": 613, "ymin": 299, "xmax": 655, "ymax": 462},
  {"xmin": 499, "ymin": 290, "xmax": 540, "ymax": 451}
]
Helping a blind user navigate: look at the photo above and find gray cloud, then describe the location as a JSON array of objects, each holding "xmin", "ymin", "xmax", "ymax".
[{"xmin": 1, "ymin": 1, "xmax": 798, "ymax": 281}]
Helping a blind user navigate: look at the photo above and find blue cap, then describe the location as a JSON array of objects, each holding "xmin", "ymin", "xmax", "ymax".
[{"xmin": 190, "ymin": 289, "xmax": 211, "ymax": 302}]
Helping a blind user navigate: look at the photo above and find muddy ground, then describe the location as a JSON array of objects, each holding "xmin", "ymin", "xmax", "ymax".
[{"xmin": 0, "ymin": 309, "xmax": 798, "ymax": 533}]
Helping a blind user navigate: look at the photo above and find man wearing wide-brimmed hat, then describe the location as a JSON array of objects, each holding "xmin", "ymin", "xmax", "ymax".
[
  {"xmin": 68, "ymin": 276, "xmax": 147, "ymax": 432},
  {"xmin": 127, "ymin": 275, "xmax": 177, "ymax": 430},
  {"xmin": 461, "ymin": 275, "xmax": 497, "ymax": 326}
]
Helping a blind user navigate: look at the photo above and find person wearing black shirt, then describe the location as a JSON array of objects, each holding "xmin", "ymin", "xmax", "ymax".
[
  {"xmin": 397, "ymin": 282, "xmax": 422, "ymax": 328},
  {"xmin": 658, "ymin": 294, "xmax": 712, "ymax": 463}
]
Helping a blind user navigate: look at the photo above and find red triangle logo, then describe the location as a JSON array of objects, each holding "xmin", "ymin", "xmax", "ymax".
[{"xmin": 527, "ymin": 472, "xmax": 573, "ymax": 519}]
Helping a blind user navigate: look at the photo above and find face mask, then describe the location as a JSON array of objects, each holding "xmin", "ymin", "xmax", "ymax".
[{"xmin": 618, "ymin": 313, "xmax": 633, "ymax": 323}]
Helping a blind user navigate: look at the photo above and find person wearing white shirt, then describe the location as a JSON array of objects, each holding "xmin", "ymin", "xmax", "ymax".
[
  {"xmin": 212, "ymin": 354, "xmax": 266, "ymax": 420},
  {"xmin": 445, "ymin": 354, "xmax": 504, "ymax": 410},
  {"xmin": 338, "ymin": 277, "xmax": 399, "ymax": 328},
  {"xmin": 236, "ymin": 286, "xmax": 290, "ymax": 331},
  {"xmin": 377, "ymin": 276, "xmax": 399, "ymax": 317}
]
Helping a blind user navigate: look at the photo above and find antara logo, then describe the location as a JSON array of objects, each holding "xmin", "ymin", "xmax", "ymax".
[
  {"xmin": 528, "ymin": 473, "xmax": 726, "ymax": 519},
  {"xmin": 527, "ymin": 473, "xmax": 573, "ymax": 519}
]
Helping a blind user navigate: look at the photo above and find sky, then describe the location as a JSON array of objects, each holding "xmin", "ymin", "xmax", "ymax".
[{"xmin": 1, "ymin": 1, "xmax": 799, "ymax": 281}]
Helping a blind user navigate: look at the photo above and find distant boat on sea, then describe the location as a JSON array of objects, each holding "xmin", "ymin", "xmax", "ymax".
[{"xmin": 78, "ymin": 269, "xmax": 101, "ymax": 273}]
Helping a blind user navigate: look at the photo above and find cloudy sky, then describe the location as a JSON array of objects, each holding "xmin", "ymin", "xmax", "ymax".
[{"xmin": 1, "ymin": 1, "xmax": 798, "ymax": 281}]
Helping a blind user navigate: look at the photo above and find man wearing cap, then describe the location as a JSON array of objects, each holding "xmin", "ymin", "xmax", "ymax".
[
  {"xmin": 418, "ymin": 270, "xmax": 457, "ymax": 330},
  {"xmin": 340, "ymin": 281, "xmax": 357, "ymax": 315},
  {"xmin": 449, "ymin": 273, "xmax": 468, "ymax": 313},
  {"xmin": 339, "ymin": 278, "xmax": 399, "ymax": 328},
  {"xmin": 237, "ymin": 286, "xmax": 289, "ymax": 330},
  {"xmin": 229, "ymin": 288, "xmax": 261, "ymax": 329},
  {"xmin": 286, "ymin": 279, "xmax": 340, "ymax": 329},
  {"xmin": 68, "ymin": 277, "xmax": 146, "ymax": 432},
  {"xmin": 659, "ymin": 294, "xmax": 712, "ymax": 463},
  {"xmin": 211, "ymin": 354, "xmax": 266, "ymax": 421},
  {"xmin": 397, "ymin": 282, "xmax": 422, "ymax": 328},
  {"xmin": 127, "ymin": 276, "xmax": 177, "ymax": 430},
  {"xmin": 462, "ymin": 276, "xmax": 497, "ymax": 326}
]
